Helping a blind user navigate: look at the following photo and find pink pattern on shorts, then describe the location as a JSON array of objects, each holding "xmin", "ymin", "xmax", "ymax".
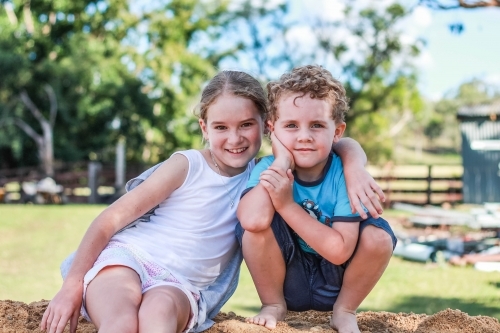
[{"xmin": 95, "ymin": 241, "xmax": 200, "ymax": 301}]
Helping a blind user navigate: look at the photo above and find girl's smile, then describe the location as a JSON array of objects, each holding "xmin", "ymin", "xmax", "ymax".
[{"xmin": 200, "ymin": 93, "xmax": 264, "ymax": 177}]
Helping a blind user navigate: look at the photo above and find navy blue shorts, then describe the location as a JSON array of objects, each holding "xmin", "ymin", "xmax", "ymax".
[{"xmin": 235, "ymin": 214, "xmax": 397, "ymax": 312}]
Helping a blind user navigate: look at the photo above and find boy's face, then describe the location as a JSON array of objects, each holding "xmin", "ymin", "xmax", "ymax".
[{"xmin": 270, "ymin": 92, "xmax": 346, "ymax": 173}]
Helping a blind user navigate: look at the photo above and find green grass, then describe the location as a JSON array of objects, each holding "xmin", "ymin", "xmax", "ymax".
[{"xmin": 1, "ymin": 205, "xmax": 499, "ymax": 319}]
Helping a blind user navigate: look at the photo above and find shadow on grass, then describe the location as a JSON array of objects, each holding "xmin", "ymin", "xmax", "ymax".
[
  {"xmin": 489, "ymin": 281, "xmax": 500, "ymax": 289},
  {"xmin": 360, "ymin": 295, "xmax": 500, "ymax": 320}
]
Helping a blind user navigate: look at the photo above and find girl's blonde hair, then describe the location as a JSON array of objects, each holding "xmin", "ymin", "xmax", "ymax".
[
  {"xmin": 267, "ymin": 65, "xmax": 350, "ymax": 123},
  {"xmin": 195, "ymin": 71, "xmax": 268, "ymax": 122}
]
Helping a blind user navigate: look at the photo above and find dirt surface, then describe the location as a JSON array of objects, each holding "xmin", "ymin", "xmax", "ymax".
[{"xmin": 2, "ymin": 300, "xmax": 500, "ymax": 333}]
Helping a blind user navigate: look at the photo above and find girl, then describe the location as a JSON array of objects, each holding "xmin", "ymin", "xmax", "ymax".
[{"xmin": 41, "ymin": 70, "xmax": 384, "ymax": 333}]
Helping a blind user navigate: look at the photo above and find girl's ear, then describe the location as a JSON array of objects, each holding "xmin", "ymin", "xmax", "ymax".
[{"xmin": 199, "ymin": 118, "xmax": 208, "ymax": 141}]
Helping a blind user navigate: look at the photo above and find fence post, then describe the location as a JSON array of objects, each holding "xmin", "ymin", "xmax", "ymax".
[
  {"xmin": 426, "ymin": 165, "xmax": 432, "ymax": 205},
  {"xmin": 88, "ymin": 162, "xmax": 102, "ymax": 204},
  {"xmin": 115, "ymin": 137, "xmax": 126, "ymax": 196}
]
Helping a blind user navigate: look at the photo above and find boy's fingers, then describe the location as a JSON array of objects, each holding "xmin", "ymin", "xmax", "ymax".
[{"xmin": 267, "ymin": 166, "xmax": 288, "ymax": 177}]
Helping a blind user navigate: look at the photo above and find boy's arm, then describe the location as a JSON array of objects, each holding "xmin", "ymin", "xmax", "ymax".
[
  {"xmin": 260, "ymin": 166, "xmax": 359, "ymax": 264},
  {"xmin": 332, "ymin": 137, "xmax": 385, "ymax": 219},
  {"xmin": 238, "ymin": 133, "xmax": 294, "ymax": 232},
  {"xmin": 237, "ymin": 157, "xmax": 291, "ymax": 232}
]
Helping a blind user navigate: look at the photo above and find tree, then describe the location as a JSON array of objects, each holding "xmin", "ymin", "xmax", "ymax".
[
  {"xmin": 218, "ymin": 1, "xmax": 424, "ymax": 162},
  {"xmin": 0, "ymin": 0, "xmax": 239, "ymax": 172}
]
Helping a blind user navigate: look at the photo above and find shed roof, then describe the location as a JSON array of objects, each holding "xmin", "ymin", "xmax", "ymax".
[{"xmin": 457, "ymin": 101, "xmax": 500, "ymax": 119}]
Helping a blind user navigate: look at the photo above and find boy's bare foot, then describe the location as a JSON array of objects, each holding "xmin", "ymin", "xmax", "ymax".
[
  {"xmin": 330, "ymin": 307, "xmax": 360, "ymax": 333},
  {"xmin": 246, "ymin": 303, "xmax": 287, "ymax": 329}
]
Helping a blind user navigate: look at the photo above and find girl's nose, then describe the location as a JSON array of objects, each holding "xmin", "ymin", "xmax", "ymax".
[{"xmin": 228, "ymin": 129, "xmax": 243, "ymax": 144}]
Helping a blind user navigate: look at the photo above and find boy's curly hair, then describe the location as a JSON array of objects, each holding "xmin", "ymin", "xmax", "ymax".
[{"xmin": 267, "ymin": 65, "xmax": 349, "ymax": 123}]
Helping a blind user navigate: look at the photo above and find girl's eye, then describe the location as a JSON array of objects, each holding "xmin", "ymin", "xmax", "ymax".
[
  {"xmin": 215, "ymin": 126, "xmax": 227, "ymax": 130},
  {"xmin": 241, "ymin": 122, "xmax": 253, "ymax": 127},
  {"xmin": 312, "ymin": 124, "xmax": 324, "ymax": 128},
  {"xmin": 285, "ymin": 124, "xmax": 297, "ymax": 128}
]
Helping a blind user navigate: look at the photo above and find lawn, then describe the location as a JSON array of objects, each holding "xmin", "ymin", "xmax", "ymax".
[{"xmin": 1, "ymin": 205, "xmax": 499, "ymax": 319}]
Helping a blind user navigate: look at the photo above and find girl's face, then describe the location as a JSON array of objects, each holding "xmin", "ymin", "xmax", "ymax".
[{"xmin": 199, "ymin": 93, "xmax": 263, "ymax": 176}]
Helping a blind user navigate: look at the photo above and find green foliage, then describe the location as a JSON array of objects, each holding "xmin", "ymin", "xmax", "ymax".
[
  {"xmin": 423, "ymin": 79, "xmax": 500, "ymax": 151},
  {"xmin": 0, "ymin": 0, "xmax": 236, "ymax": 167},
  {"xmin": 218, "ymin": 1, "xmax": 425, "ymax": 163}
]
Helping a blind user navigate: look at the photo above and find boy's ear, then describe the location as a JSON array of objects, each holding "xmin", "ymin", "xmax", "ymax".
[
  {"xmin": 333, "ymin": 122, "xmax": 346, "ymax": 143},
  {"xmin": 199, "ymin": 118, "xmax": 208, "ymax": 140},
  {"xmin": 266, "ymin": 120, "xmax": 274, "ymax": 132}
]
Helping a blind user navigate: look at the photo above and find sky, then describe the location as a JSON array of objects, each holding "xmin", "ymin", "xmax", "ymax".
[
  {"xmin": 285, "ymin": 0, "xmax": 500, "ymax": 101},
  {"xmin": 413, "ymin": 7, "xmax": 500, "ymax": 100}
]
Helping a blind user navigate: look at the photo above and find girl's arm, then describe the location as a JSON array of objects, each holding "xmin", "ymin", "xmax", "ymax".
[
  {"xmin": 332, "ymin": 138, "xmax": 385, "ymax": 219},
  {"xmin": 41, "ymin": 154, "xmax": 189, "ymax": 333}
]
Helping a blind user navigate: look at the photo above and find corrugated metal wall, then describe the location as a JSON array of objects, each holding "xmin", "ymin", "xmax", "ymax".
[{"xmin": 460, "ymin": 119, "xmax": 500, "ymax": 203}]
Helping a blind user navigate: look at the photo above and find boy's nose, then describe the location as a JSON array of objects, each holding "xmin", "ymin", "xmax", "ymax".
[{"xmin": 297, "ymin": 129, "xmax": 313, "ymax": 142}]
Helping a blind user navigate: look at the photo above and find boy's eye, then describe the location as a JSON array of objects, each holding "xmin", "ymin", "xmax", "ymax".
[
  {"xmin": 241, "ymin": 122, "xmax": 253, "ymax": 127},
  {"xmin": 311, "ymin": 124, "xmax": 324, "ymax": 128},
  {"xmin": 215, "ymin": 126, "xmax": 227, "ymax": 130},
  {"xmin": 285, "ymin": 124, "xmax": 297, "ymax": 128}
]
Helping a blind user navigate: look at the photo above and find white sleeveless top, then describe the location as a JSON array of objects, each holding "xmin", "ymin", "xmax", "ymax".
[{"xmin": 111, "ymin": 149, "xmax": 254, "ymax": 289}]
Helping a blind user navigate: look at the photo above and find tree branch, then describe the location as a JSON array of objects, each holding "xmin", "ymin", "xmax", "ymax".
[
  {"xmin": 44, "ymin": 84, "xmax": 58, "ymax": 128},
  {"xmin": 420, "ymin": 0, "xmax": 500, "ymax": 9},
  {"xmin": 19, "ymin": 90, "xmax": 48, "ymax": 125},
  {"xmin": 13, "ymin": 117, "xmax": 42, "ymax": 144}
]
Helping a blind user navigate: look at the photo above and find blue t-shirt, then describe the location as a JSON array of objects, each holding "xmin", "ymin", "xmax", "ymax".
[{"xmin": 245, "ymin": 152, "xmax": 364, "ymax": 254}]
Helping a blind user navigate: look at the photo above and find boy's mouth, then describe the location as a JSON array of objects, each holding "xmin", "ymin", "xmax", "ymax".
[{"xmin": 226, "ymin": 147, "xmax": 248, "ymax": 154}]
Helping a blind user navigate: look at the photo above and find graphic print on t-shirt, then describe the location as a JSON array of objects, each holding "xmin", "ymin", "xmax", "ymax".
[{"xmin": 297, "ymin": 199, "xmax": 333, "ymax": 251}]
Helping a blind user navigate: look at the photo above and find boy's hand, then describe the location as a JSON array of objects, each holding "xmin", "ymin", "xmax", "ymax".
[
  {"xmin": 270, "ymin": 132, "xmax": 295, "ymax": 171},
  {"xmin": 343, "ymin": 165, "xmax": 385, "ymax": 219},
  {"xmin": 259, "ymin": 166, "xmax": 295, "ymax": 212}
]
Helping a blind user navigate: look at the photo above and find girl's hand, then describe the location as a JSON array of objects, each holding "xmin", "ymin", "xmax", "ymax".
[
  {"xmin": 40, "ymin": 281, "xmax": 82, "ymax": 333},
  {"xmin": 344, "ymin": 165, "xmax": 385, "ymax": 219},
  {"xmin": 259, "ymin": 166, "xmax": 295, "ymax": 212},
  {"xmin": 270, "ymin": 132, "xmax": 295, "ymax": 171}
]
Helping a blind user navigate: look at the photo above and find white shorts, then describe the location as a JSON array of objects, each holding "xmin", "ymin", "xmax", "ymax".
[{"xmin": 82, "ymin": 241, "xmax": 200, "ymax": 332}]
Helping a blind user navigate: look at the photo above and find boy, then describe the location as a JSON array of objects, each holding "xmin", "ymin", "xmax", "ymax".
[{"xmin": 236, "ymin": 65, "xmax": 397, "ymax": 333}]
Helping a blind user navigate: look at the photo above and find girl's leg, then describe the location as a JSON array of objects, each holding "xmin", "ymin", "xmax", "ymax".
[
  {"xmin": 330, "ymin": 225, "xmax": 394, "ymax": 333},
  {"xmin": 138, "ymin": 286, "xmax": 191, "ymax": 333},
  {"xmin": 242, "ymin": 227, "xmax": 287, "ymax": 329},
  {"xmin": 85, "ymin": 266, "xmax": 143, "ymax": 333}
]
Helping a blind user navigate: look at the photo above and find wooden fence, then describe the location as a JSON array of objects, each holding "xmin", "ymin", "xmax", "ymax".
[
  {"xmin": 371, "ymin": 165, "xmax": 463, "ymax": 207},
  {"xmin": 0, "ymin": 163, "xmax": 146, "ymax": 204},
  {"xmin": 0, "ymin": 164, "xmax": 463, "ymax": 206}
]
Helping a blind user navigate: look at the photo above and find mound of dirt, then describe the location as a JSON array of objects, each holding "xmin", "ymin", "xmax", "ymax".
[{"xmin": 1, "ymin": 300, "xmax": 499, "ymax": 332}]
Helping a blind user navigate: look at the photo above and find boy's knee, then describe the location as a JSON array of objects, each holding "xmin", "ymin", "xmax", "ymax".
[
  {"xmin": 242, "ymin": 227, "xmax": 275, "ymax": 245},
  {"xmin": 359, "ymin": 226, "xmax": 393, "ymax": 255}
]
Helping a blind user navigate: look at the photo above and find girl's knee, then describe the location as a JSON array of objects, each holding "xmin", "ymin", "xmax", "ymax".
[
  {"xmin": 359, "ymin": 226, "xmax": 393, "ymax": 255},
  {"xmin": 99, "ymin": 314, "xmax": 138, "ymax": 333},
  {"xmin": 139, "ymin": 287, "xmax": 191, "ymax": 330}
]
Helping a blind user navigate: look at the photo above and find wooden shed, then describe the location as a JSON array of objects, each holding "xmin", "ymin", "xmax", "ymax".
[{"xmin": 457, "ymin": 102, "xmax": 500, "ymax": 203}]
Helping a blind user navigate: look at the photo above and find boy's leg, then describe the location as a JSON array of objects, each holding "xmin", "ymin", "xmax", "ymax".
[
  {"xmin": 241, "ymin": 226, "xmax": 287, "ymax": 329},
  {"xmin": 138, "ymin": 286, "xmax": 191, "ymax": 333},
  {"xmin": 85, "ymin": 266, "xmax": 143, "ymax": 333},
  {"xmin": 330, "ymin": 224, "xmax": 394, "ymax": 333}
]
